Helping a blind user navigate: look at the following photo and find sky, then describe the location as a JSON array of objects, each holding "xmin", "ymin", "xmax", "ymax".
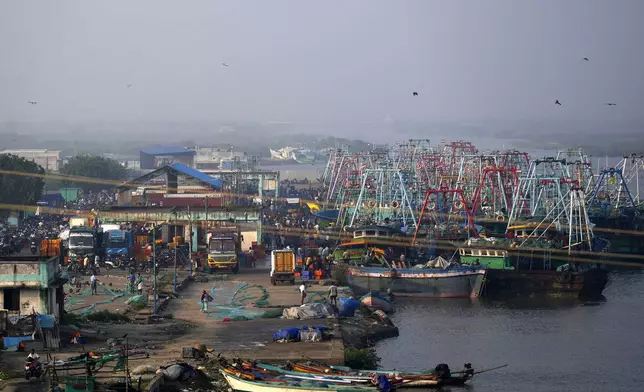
[{"xmin": 1, "ymin": 0, "xmax": 643, "ymax": 127}]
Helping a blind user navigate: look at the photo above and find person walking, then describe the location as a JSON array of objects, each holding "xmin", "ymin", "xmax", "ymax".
[
  {"xmin": 299, "ymin": 283, "xmax": 307, "ymax": 306},
  {"xmin": 200, "ymin": 290, "xmax": 212, "ymax": 313},
  {"xmin": 328, "ymin": 283, "xmax": 338, "ymax": 307},
  {"xmin": 136, "ymin": 274, "xmax": 143, "ymax": 295},
  {"xmin": 129, "ymin": 273, "xmax": 136, "ymax": 294},
  {"xmin": 90, "ymin": 274, "xmax": 98, "ymax": 295}
]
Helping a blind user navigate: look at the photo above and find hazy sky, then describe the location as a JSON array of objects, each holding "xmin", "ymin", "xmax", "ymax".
[{"xmin": 1, "ymin": 1, "xmax": 643, "ymax": 125}]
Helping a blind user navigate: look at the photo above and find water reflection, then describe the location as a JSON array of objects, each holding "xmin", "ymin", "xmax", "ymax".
[{"xmin": 376, "ymin": 273, "xmax": 644, "ymax": 392}]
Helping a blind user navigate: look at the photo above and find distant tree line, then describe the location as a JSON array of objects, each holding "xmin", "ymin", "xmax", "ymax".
[
  {"xmin": 59, "ymin": 155, "xmax": 129, "ymax": 193},
  {"xmin": 0, "ymin": 154, "xmax": 45, "ymax": 208}
]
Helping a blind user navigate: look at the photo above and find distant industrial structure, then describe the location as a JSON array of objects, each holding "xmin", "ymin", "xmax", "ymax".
[
  {"xmin": 193, "ymin": 146, "xmax": 251, "ymax": 170},
  {"xmin": 0, "ymin": 149, "xmax": 62, "ymax": 171},
  {"xmin": 139, "ymin": 147, "xmax": 195, "ymax": 170}
]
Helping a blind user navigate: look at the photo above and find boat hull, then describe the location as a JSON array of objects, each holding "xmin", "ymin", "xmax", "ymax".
[
  {"xmin": 483, "ymin": 268, "xmax": 609, "ymax": 298},
  {"xmin": 348, "ymin": 267, "xmax": 487, "ymax": 298},
  {"xmin": 360, "ymin": 294, "xmax": 394, "ymax": 312},
  {"xmin": 221, "ymin": 371, "xmax": 373, "ymax": 392}
]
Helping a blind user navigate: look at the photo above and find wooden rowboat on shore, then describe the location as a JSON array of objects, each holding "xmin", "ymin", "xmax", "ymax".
[
  {"xmin": 285, "ymin": 362, "xmax": 470, "ymax": 388},
  {"xmin": 245, "ymin": 360, "xmax": 473, "ymax": 388},
  {"xmin": 220, "ymin": 370, "xmax": 377, "ymax": 392}
]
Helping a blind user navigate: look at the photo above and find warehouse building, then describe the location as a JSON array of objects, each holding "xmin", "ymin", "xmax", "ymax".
[{"xmin": 0, "ymin": 149, "xmax": 62, "ymax": 171}]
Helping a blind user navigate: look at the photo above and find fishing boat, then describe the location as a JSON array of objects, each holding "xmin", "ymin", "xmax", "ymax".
[
  {"xmin": 348, "ymin": 265, "xmax": 487, "ymax": 298},
  {"xmin": 292, "ymin": 149, "xmax": 317, "ymax": 164},
  {"xmin": 226, "ymin": 357, "xmax": 497, "ymax": 390},
  {"xmin": 457, "ymin": 222, "xmax": 609, "ymax": 298},
  {"xmin": 360, "ymin": 292, "xmax": 394, "ymax": 313},
  {"xmin": 270, "ymin": 147, "xmax": 297, "ymax": 160},
  {"xmin": 283, "ymin": 362, "xmax": 474, "ymax": 388},
  {"xmin": 332, "ymin": 225, "xmax": 410, "ymax": 264},
  {"xmin": 220, "ymin": 370, "xmax": 376, "ymax": 392}
]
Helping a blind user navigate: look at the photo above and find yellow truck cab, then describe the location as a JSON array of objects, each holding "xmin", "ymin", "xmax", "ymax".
[
  {"xmin": 207, "ymin": 228, "xmax": 241, "ymax": 273},
  {"xmin": 270, "ymin": 250, "xmax": 296, "ymax": 285}
]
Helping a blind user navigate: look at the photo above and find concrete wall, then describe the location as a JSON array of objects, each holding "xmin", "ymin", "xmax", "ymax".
[
  {"xmin": 19, "ymin": 288, "xmax": 42, "ymax": 314},
  {"xmin": 0, "ymin": 288, "xmax": 53, "ymax": 314},
  {"xmin": 0, "ymin": 259, "xmax": 59, "ymax": 289},
  {"xmin": 241, "ymin": 231, "xmax": 258, "ymax": 250}
]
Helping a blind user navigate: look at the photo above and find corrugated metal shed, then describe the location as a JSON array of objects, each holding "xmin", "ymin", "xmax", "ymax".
[
  {"xmin": 116, "ymin": 163, "xmax": 223, "ymax": 191},
  {"xmin": 169, "ymin": 163, "xmax": 223, "ymax": 188}
]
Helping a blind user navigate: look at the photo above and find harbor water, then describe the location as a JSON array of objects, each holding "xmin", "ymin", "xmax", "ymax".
[{"xmin": 376, "ymin": 272, "xmax": 644, "ymax": 392}]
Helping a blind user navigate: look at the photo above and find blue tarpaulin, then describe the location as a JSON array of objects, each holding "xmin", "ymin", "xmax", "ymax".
[
  {"xmin": 37, "ymin": 314, "xmax": 56, "ymax": 329},
  {"xmin": 338, "ymin": 298, "xmax": 360, "ymax": 317},
  {"xmin": 3, "ymin": 336, "xmax": 33, "ymax": 351}
]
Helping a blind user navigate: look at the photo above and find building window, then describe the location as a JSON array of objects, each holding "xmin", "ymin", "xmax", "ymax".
[{"xmin": 2, "ymin": 289, "xmax": 20, "ymax": 311}]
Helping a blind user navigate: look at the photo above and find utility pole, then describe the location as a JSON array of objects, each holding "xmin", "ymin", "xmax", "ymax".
[
  {"xmin": 188, "ymin": 205, "xmax": 193, "ymax": 277},
  {"xmin": 173, "ymin": 213, "xmax": 177, "ymax": 293},
  {"xmin": 152, "ymin": 224, "xmax": 157, "ymax": 314},
  {"xmin": 205, "ymin": 195, "xmax": 209, "ymax": 232}
]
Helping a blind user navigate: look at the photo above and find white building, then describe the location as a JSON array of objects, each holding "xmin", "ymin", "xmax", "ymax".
[
  {"xmin": 0, "ymin": 149, "xmax": 62, "ymax": 171},
  {"xmin": 194, "ymin": 146, "xmax": 248, "ymax": 170}
]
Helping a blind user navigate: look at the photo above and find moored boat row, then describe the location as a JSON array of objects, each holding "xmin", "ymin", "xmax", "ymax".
[{"xmin": 218, "ymin": 356, "xmax": 481, "ymax": 391}]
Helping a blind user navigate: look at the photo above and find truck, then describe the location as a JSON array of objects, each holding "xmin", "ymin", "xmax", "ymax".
[
  {"xmin": 270, "ymin": 250, "xmax": 296, "ymax": 285},
  {"xmin": 67, "ymin": 226, "xmax": 104, "ymax": 264},
  {"xmin": 207, "ymin": 227, "xmax": 241, "ymax": 273},
  {"xmin": 103, "ymin": 229, "xmax": 135, "ymax": 261}
]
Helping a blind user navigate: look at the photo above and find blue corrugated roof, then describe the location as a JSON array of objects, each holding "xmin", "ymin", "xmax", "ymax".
[
  {"xmin": 141, "ymin": 147, "xmax": 195, "ymax": 156},
  {"xmin": 170, "ymin": 163, "xmax": 223, "ymax": 188}
]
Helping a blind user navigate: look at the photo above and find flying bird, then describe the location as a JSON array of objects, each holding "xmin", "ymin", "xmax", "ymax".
[
  {"xmin": 125, "ymin": 84, "xmax": 132, "ymax": 88},
  {"xmin": 555, "ymin": 100, "xmax": 561, "ymax": 106},
  {"xmin": 583, "ymin": 57, "xmax": 589, "ymax": 61},
  {"xmin": 28, "ymin": 101, "xmax": 37, "ymax": 105},
  {"xmin": 412, "ymin": 92, "xmax": 418, "ymax": 96},
  {"xmin": 605, "ymin": 103, "xmax": 617, "ymax": 106},
  {"xmin": 222, "ymin": 63, "xmax": 229, "ymax": 67}
]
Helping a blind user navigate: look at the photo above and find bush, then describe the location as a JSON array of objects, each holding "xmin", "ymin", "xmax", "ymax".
[
  {"xmin": 85, "ymin": 310, "xmax": 130, "ymax": 323},
  {"xmin": 332, "ymin": 263, "xmax": 350, "ymax": 286},
  {"xmin": 61, "ymin": 312, "xmax": 84, "ymax": 325},
  {"xmin": 344, "ymin": 347, "xmax": 381, "ymax": 370}
]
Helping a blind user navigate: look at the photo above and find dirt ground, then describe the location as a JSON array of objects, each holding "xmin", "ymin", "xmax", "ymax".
[{"xmin": 0, "ymin": 258, "xmax": 344, "ymax": 391}]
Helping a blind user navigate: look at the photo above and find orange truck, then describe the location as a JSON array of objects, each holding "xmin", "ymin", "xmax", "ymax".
[
  {"xmin": 270, "ymin": 250, "xmax": 296, "ymax": 285},
  {"xmin": 40, "ymin": 239, "xmax": 62, "ymax": 257}
]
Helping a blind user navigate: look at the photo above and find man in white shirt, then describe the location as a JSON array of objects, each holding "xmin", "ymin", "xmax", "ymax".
[
  {"xmin": 328, "ymin": 284, "xmax": 338, "ymax": 307},
  {"xmin": 299, "ymin": 284, "xmax": 307, "ymax": 306},
  {"xmin": 27, "ymin": 349, "xmax": 40, "ymax": 361},
  {"xmin": 90, "ymin": 274, "xmax": 98, "ymax": 295}
]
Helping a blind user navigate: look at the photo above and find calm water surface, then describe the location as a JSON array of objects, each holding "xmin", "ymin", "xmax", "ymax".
[{"xmin": 376, "ymin": 273, "xmax": 644, "ymax": 392}]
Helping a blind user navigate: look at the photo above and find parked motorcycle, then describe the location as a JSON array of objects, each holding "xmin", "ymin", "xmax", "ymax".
[
  {"xmin": 24, "ymin": 360, "xmax": 42, "ymax": 380},
  {"xmin": 30, "ymin": 241, "xmax": 38, "ymax": 255},
  {"xmin": 104, "ymin": 256, "xmax": 121, "ymax": 270}
]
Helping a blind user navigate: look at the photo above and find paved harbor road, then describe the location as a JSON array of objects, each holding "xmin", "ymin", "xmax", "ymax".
[{"xmin": 376, "ymin": 272, "xmax": 644, "ymax": 392}]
